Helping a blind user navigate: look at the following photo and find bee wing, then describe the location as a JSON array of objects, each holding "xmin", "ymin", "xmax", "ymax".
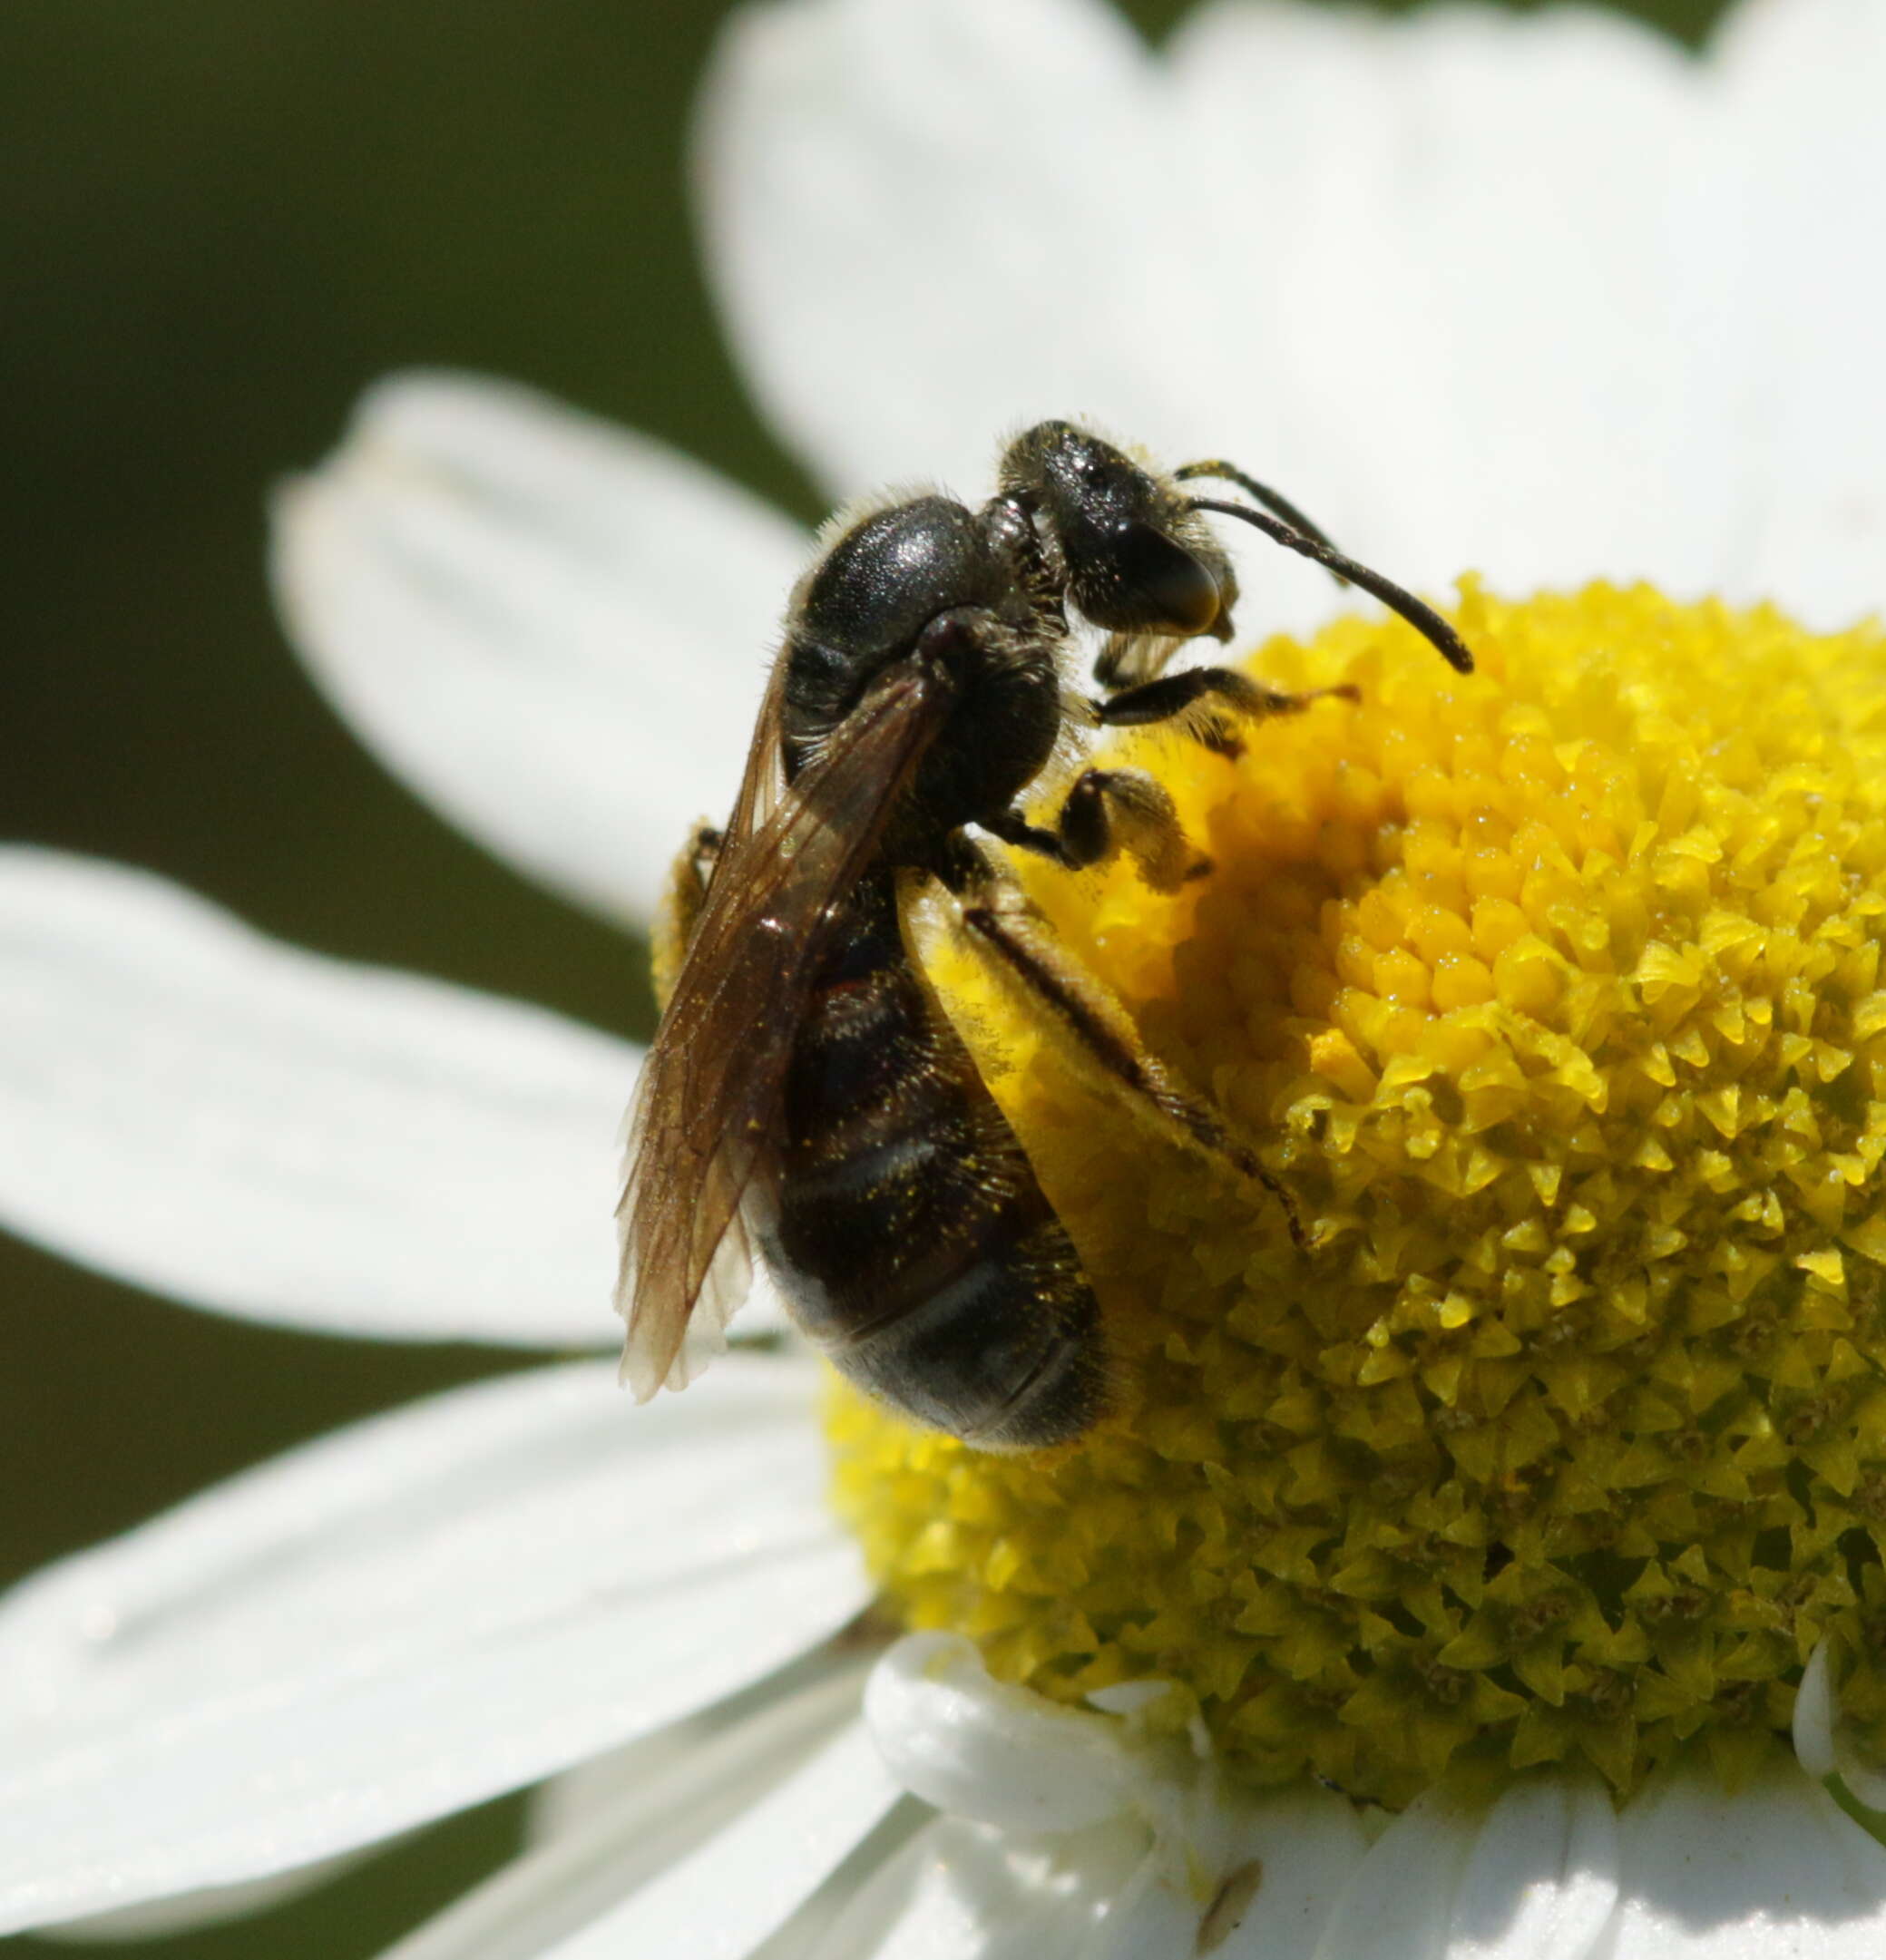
[{"xmin": 616, "ymin": 652, "xmax": 956, "ymax": 1398}]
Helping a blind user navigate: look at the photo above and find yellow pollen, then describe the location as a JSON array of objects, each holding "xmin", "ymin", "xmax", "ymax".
[{"xmin": 825, "ymin": 581, "xmax": 1886, "ymax": 1808}]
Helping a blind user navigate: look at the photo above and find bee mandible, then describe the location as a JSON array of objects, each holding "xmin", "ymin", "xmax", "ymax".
[{"xmin": 616, "ymin": 421, "xmax": 1471, "ymax": 1449}]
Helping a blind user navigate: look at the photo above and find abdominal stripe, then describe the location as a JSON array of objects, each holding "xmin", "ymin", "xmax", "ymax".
[{"xmin": 762, "ymin": 873, "xmax": 1106, "ymax": 1445}]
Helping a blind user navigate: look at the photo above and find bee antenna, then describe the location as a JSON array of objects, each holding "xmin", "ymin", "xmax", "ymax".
[
  {"xmin": 1186, "ymin": 496, "xmax": 1475, "ymax": 675},
  {"xmin": 1172, "ymin": 460, "xmax": 1349, "ymax": 586}
]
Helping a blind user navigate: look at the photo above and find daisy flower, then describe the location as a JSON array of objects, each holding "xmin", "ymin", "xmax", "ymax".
[{"xmin": 4, "ymin": 0, "xmax": 1886, "ymax": 1955}]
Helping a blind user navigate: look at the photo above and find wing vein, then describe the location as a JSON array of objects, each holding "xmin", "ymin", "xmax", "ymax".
[{"xmin": 615, "ymin": 656, "xmax": 957, "ymax": 1397}]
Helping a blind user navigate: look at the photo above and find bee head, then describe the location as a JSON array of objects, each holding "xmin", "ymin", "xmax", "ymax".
[{"xmin": 1002, "ymin": 421, "xmax": 1236, "ymax": 645}]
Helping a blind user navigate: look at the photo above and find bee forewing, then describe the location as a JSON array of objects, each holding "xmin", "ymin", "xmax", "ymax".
[
  {"xmin": 666, "ymin": 1214, "xmax": 756, "ymax": 1391},
  {"xmin": 613, "ymin": 654, "xmax": 958, "ymax": 1400},
  {"xmin": 618, "ymin": 1190, "xmax": 753, "ymax": 1398}
]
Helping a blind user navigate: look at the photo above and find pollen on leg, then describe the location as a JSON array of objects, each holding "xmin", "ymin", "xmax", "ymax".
[{"xmin": 826, "ymin": 581, "xmax": 1886, "ymax": 1809}]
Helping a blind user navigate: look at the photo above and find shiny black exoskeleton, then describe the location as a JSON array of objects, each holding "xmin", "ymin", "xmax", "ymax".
[{"xmin": 748, "ymin": 423, "xmax": 1472, "ymax": 1448}]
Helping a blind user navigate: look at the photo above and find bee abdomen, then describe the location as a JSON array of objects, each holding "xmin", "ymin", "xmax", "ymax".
[
  {"xmin": 767, "ymin": 880, "xmax": 1104, "ymax": 1448},
  {"xmin": 830, "ymin": 1215, "xmax": 1099, "ymax": 1449}
]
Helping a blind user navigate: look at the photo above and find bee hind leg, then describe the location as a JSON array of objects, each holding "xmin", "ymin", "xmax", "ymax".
[
  {"xmin": 651, "ymin": 821, "xmax": 726, "ymax": 1012},
  {"xmin": 945, "ymin": 873, "xmax": 1306, "ymax": 1253}
]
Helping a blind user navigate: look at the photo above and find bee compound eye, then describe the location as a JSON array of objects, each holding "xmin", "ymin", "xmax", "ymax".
[{"xmin": 1083, "ymin": 521, "xmax": 1223, "ymax": 639}]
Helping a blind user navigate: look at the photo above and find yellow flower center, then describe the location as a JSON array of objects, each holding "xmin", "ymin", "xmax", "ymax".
[{"xmin": 826, "ymin": 580, "xmax": 1886, "ymax": 1809}]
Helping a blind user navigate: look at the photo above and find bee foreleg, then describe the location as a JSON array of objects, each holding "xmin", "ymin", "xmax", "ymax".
[
  {"xmin": 1091, "ymin": 629, "xmax": 1182, "ymax": 691},
  {"xmin": 982, "ymin": 768, "xmax": 1200, "ymax": 892},
  {"xmin": 953, "ymin": 890, "xmax": 1306, "ymax": 1252},
  {"xmin": 1092, "ymin": 668, "xmax": 1359, "ymax": 761}
]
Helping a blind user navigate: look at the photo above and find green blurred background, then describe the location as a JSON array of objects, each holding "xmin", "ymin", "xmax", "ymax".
[{"xmin": 0, "ymin": 0, "xmax": 1726, "ymax": 1951}]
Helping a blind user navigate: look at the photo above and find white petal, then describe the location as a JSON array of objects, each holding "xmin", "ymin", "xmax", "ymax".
[
  {"xmin": 1309, "ymin": 1771, "xmax": 1617, "ymax": 1960},
  {"xmin": 697, "ymin": 0, "xmax": 1226, "ymax": 503},
  {"xmin": 388, "ymin": 1656, "xmax": 869, "ymax": 1959},
  {"xmin": 1794, "ymin": 1642, "xmax": 1840, "ymax": 1782},
  {"xmin": 1209, "ymin": 1788, "xmax": 1371, "ymax": 1960},
  {"xmin": 1447, "ymin": 1777, "xmax": 1618, "ymax": 1960},
  {"xmin": 1713, "ymin": 0, "xmax": 1886, "ymax": 626},
  {"xmin": 864, "ymin": 1633, "xmax": 1136, "ymax": 1834},
  {"xmin": 1793, "ymin": 1642, "xmax": 1886, "ymax": 1817},
  {"xmin": 1169, "ymin": 1, "xmax": 1747, "ymax": 609},
  {"xmin": 0, "ymin": 848, "xmax": 630, "ymax": 1347},
  {"xmin": 861, "ymin": 1635, "xmax": 1367, "ymax": 1956},
  {"xmin": 38, "ymin": 1848, "xmax": 376, "ymax": 1945},
  {"xmin": 1609, "ymin": 1755, "xmax": 1886, "ymax": 1958},
  {"xmin": 1086, "ymin": 1855, "xmax": 1203, "ymax": 1960},
  {"xmin": 525, "ymin": 1650, "xmax": 870, "ymax": 1849},
  {"xmin": 534, "ymin": 1721, "xmax": 902, "ymax": 1960},
  {"xmin": 781, "ymin": 1788, "xmax": 1364, "ymax": 1960},
  {"xmin": 0, "ymin": 1355, "xmax": 867, "ymax": 1934},
  {"xmin": 782, "ymin": 1813, "xmax": 1138, "ymax": 1960},
  {"xmin": 272, "ymin": 371, "xmax": 808, "ymax": 924},
  {"xmin": 1308, "ymin": 1785, "xmax": 1478, "ymax": 1959}
]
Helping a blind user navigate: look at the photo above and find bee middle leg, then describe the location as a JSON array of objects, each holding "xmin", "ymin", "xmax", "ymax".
[
  {"xmin": 981, "ymin": 769, "xmax": 1202, "ymax": 892},
  {"xmin": 984, "ymin": 670, "xmax": 1363, "ymax": 888}
]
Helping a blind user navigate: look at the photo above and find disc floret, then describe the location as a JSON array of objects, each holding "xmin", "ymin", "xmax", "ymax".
[{"xmin": 827, "ymin": 581, "xmax": 1886, "ymax": 1808}]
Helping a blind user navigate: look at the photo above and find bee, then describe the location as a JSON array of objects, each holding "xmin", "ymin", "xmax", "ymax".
[{"xmin": 617, "ymin": 421, "xmax": 1471, "ymax": 1449}]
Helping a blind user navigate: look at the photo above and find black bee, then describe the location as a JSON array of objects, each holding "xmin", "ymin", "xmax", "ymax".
[{"xmin": 616, "ymin": 421, "xmax": 1471, "ymax": 1449}]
